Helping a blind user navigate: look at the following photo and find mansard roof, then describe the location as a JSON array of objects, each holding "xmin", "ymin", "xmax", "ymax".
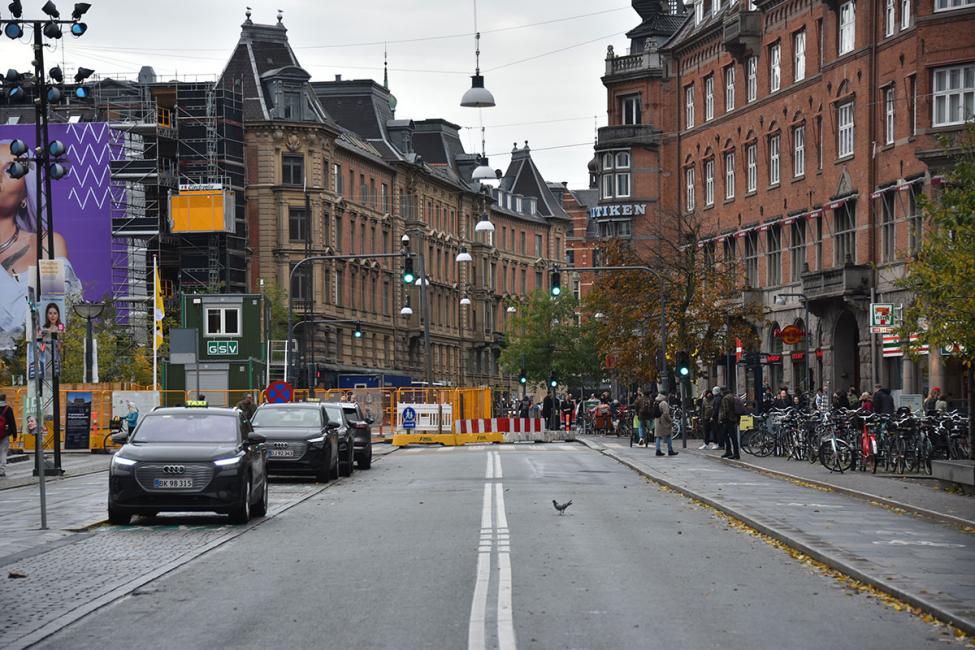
[{"xmin": 500, "ymin": 143, "xmax": 571, "ymax": 222}]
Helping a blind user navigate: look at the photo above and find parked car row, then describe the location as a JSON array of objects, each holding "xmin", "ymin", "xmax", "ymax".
[{"xmin": 107, "ymin": 400, "xmax": 374, "ymax": 525}]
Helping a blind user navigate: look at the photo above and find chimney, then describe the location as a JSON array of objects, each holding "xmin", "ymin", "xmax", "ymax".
[{"xmin": 335, "ymin": 74, "xmax": 342, "ymax": 82}]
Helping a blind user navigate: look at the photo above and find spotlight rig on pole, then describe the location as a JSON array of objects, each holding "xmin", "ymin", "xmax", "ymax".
[{"xmin": 1, "ymin": 2, "xmax": 95, "ymax": 481}]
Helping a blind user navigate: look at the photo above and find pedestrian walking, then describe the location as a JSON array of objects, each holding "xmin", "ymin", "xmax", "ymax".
[
  {"xmin": 235, "ymin": 393, "xmax": 257, "ymax": 421},
  {"xmin": 814, "ymin": 385, "xmax": 830, "ymax": 412},
  {"xmin": 698, "ymin": 388, "xmax": 714, "ymax": 449},
  {"xmin": 710, "ymin": 386, "xmax": 724, "ymax": 449},
  {"xmin": 0, "ymin": 393, "xmax": 17, "ymax": 477},
  {"xmin": 847, "ymin": 385, "xmax": 861, "ymax": 409},
  {"xmin": 923, "ymin": 387, "xmax": 941, "ymax": 414},
  {"xmin": 653, "ymin": 393, "xmax": 677, "ymax": 457},
  {"xmin": 637, "ymin": 390, "xmax": 653, "ymax": 446},
  {"xmin": 719, "ymin": 387, "xmax": 741, "ymax": 459},
  {"xmin": 872, "ymin": 383, "xmax": 895, "ymax": 415}
]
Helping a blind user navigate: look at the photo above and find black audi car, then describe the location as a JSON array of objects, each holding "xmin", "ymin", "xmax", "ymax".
[
  {"xmin": 107, "ymin": 407, "xmax": 268, "ymax": 525},
  {"xmin": 251, "ymin": 402, "xmax": 353, "ymax": 480},
  {"xmin": 326, "ymin": 401, "xmax": 374, "ymax": 470}
]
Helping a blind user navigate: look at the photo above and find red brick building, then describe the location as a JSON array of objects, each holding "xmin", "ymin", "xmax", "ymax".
[{"xmin": 588, "ymin": 0, "xmax": 974, "ymax": 401}]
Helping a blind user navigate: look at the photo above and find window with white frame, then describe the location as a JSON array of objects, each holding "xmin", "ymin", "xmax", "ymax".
[
  {"xmin": 704, "ymin": 159, "xmax": 715, "ymax": 206},
  {"xmin": 767, "ymin": 225, "xmax": 782, "ymax": 286},
  {"xmin": 770, "ymin": 43, "xmax": 781, "ymax": 92},
  {"xmin": 747, "ymin": 56, "xmax": 758, "ymax": 102},
  {"xmin": 621, "ymin": 94, "xmax": 641, "ymax": 125},
  {"xmin": 838, "ymin": 101, "xmax": 855, "ymax": 158},
  {"xmin": 746, "ymin": 143, "xmax": 757, "ymax": 192},
  {"xmin": 885, "ymin": 0, "xmax": 895, "ymax": 36},
  {"xmin": 881, "ymin": 191, "xmax": 896, "ymax": 262},
  {"xmin": 933, "ymin": 64, "xmax": 975, "ymax": 127},
  {"xmin": 839, "ymin": 1, "xmax": 856, "ymax": 55},
  {"xmin": 833, "ymin": 202, "xmax": 857, "ymax": 265},
  {"xmin": 744, "ymin": 232, "xmax": 759, "ymax": 286},
  {"xmin": 695, "ymin": 0, "xmax": 704, "ymax": 25},
  {"xmin": 601, "ymin": 174, "xmax": 614, "ymax": 199},
  {"xmin": 769, "ymin": 134, "xmax": 781, "ymax": 185},
  {"xmin": 907, "ymin": 185, "xmax": 923, "ymax": 255},
  {"xmin": 712, "ymin": 0, "xmax": 719, "ymax": 15},
  {"xmin": 790, "ymin": 220, "xmax": 806, "ymax": 281},
  {"xmin": 793, "ymin": 125, "xmax": 805, "ymax": 177},
  {"xmin": 725, "ymin": 151, "xmax": 736, "ymax": 200},
  {"xmin": 901, "ymin": 0, "xmax": 911, "ymax": 29},
  {"xmin": 725, "ymin": 66, "xmax": 735, "ymax": 112},
  {"xmin": 686, "ymin": 167, "xmax": 696, "ymax": 211},
  {"xmin": 600, "ymin": 151, "xmax": 631, "ymax": 199},
  {"xmin": 685, "ymin": 85, "xmax": 695, "ymax": 128},
  {"xmin": 794, "ymin": 30, "xmax": 806, "ymax": 82},
  {"xmin": 936, "ymin": 0, "xmax": 975, "ymax": 9},
  {"xmin": 705, "ymin": 75, "xmax": 714, "ymax": 121},
  {"xmin": 885, "ymin": 87, "xmax": 896, "ymax": 145},
  {"xmin": 616, "ymin": 172, "xmax": 631, "ymax": 198},
  {"xmin": 205, "ymin": 306, "xmax": 241, "ymax": 336}
]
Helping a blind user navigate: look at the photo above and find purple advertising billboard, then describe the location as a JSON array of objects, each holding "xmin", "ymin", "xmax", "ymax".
[{"xmin": 0, "ymin": 122, "xmax": 112, "ymax": 349}]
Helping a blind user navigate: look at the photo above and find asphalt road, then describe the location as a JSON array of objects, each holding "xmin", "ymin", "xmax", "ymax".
[{"xmin": 38, "ymin": 444, "xmax": 962, "ymax": 649}]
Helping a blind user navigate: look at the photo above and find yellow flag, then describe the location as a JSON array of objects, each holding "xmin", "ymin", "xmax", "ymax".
[{"xmin": 154, "ymin": 262, "xmax": 165, "ymax": 350}]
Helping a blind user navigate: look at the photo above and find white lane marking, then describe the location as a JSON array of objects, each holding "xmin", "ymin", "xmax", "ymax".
[
  {"xmin": 469, "ymin": 484, "xmax": 494, "ymax": 650},
  {"xmin": 494, "ymin": 472, "xmax": 516, "ymax": 650},
  {"xmin": 486, "ymin": 452, "xmax": 495, "ymax": 480},
  {"xmin": 480, "ymin": 484, "xmax": 493, "ymax": 530},
  {"xmin": 873, "ymin": 539, "xmax": 966, "ymax": 548},
  {"xmin": 495, "ymin": 482, "xmax": 509, "ymax": 531},
  {"xmin": 494, "ymin": 451, "xmax": 503, "ymax": 479}
]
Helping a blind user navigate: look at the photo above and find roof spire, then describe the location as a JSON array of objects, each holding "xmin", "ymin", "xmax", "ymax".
[{"xmin": 383, "ymin": 42, "xmax": 389, "ymax": 89}]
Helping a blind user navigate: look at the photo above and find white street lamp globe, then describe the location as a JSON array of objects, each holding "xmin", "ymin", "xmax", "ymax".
[
  {"xmin": 474, "ymin": 214, "xmax": 495, "ymax": 233},
  {"xmin": 400, "ymin": 304, "xmax": 413, "ymax": 316},
  {"xmin": 455, "ymin": 247, "xmax": 473, "ymax": 263},
  {"xmin": 460, "ymin": 295, "xmax": 472, "ymax": 306},
  {"xmin": 506, "ymin": 305, "xmax": 517, "ymax": 314}
]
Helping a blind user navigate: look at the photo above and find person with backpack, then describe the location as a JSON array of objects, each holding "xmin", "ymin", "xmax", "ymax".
[
  {"xmin": 719, "ymin": 387, "xmax": 742, "ymax": 459},
  {"xmin": 0, "ymin": 393, "xmax": 18, "ymax": 477},
  {"xmin": 653, "ymin": 393, "xmax": 678, "ymax": 457},
  {"xmin": 636, "ymin": 390, "xmax": 654, "ymax": 446}
]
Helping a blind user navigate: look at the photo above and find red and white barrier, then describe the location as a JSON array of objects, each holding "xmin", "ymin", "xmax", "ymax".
[{"xmin": 454, "ymin": 418, "xmax": 545, "ymax": 434}]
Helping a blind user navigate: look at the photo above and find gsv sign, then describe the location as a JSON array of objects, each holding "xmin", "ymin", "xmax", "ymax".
[{"xmin": 207, "ymin": 340, "xmax": 239, "ymax": 356}]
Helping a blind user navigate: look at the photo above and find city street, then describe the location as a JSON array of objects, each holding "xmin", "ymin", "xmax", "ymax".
[{"xmin": 2, "ymin": 443, "xmax": 968, "ymax": 649}]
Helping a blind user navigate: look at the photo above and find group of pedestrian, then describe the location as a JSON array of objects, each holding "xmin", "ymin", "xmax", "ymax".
[{"xmin": 629, "ymin": 389, "xmax": 678, "ymax": 456}]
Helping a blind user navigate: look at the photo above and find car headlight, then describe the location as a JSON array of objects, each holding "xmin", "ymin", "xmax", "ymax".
[
  {"xmin": 214, "ymin": 456, "xmax": 242, "ymax": 467},
  {"xmin": 306, "ymin": 435, "xmax": 326, "ymax": 445},
  {"xmin": 111, "ymin": 455, "xmax": 137, "ymax": 467}
]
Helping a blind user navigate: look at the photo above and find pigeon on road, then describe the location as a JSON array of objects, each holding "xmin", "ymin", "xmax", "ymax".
[{"xmin": 553, "ymin": 499, "xmax": 572, "ymax": 515}]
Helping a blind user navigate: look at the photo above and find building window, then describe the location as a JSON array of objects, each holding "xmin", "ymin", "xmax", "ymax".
[
  {"xmin": 601, "ymin": 174, "xmax": 614, "ymax": 199},
  {"xmin": 907, "ymin": 185, "xmax": 923, "ymax": 255},
  {"xmin": 885, "ymin": 87, "xmax": 896, "ymax": 145},
  {"xmin": 333, "ymin": 164, "xmax": 343, "ymax": 195},
  {"xmin": 769, "ymin": 134, "xmax": 781, "ymax": 186},
  {"xmin": 815, "ymin": 212, "xmax": 824, "ymax": 270},
  {"xmin": 685, "ymin": 167, "xmax": 696, "ymax": 211},
  {"xmin": 769, "ymin": 43, "xmax": 781, "ymax": 92},
  {"xmin": 834, "ymin": 203, "xmax": 857, "ymax": 265},
  {"xmin": 901, "ymin": 0, "xmax": 911, "ymax": 29},
  {"xmin": 282, "ymin": 91, "xmax": 302, "ymax": 120},
  {"xmin": 839, "ymin": 1, "xmax": 856, "ymax": 55},
  {"xmin": 600, "ymin": 150, "xmax": 631, "ymax": 199},
  {"xmin": 695, "ymin": 0, "xmax": 704, "ymax": 25},
  {"xmin": 704, "ymin": 159, "xmax": 715, "ymax": 207},
  {"xmin": 933, "ymin": 64, "xmax": 975, "ymax": 127},
  {"xmin": 838, "ymin": 101, "xmax": 855, "ymax": 158},
  {"xmin": 282, "ymin": 154, "xmax": 304, "ymax": 186},
  {"xmin": 793, "ymin": 30, "xmax": 806, "ymax": 82},
  {"xmin": 747, "ymin": 56, "xmax": 757, "ymax": 102},
  {"xmin": 205, "ymin": 307, "xmax": 241, "ymax": 336},
  {"xmin": 744, "ymin": 232, "xmax": 759, "ymax": 286},
  {"xmin": 908, "ymin": 75, "xmax": 917, "ymax": 136},
  {"xmin": 616, "ymin": 173, "xmax": 631, "ymax": 198},
  {"xmin": 520, "ymin": 231, "xmax": 526, "ymax": 255},
  {"xmin": 685, "ymin": 85, "xmax": 695, "ymax": 129},
  {"xmin": 767, "ymin": 225, "xmax": 782, "ymax": 286},
  {"xmin": 724, "ymin": 151, "xmax": 735, "ymax": 200},
  {"xmin": 381, "ymin": 183, "xmax": 389, "ymax": 212},
  {"xmin": 725, "ymin": 66, "xmax": 735, "ymax": 112},
  {"xmin": 790, "ymin": 220, "xmax": 806, "ymax": 281},
  {"xmin": 289, "ymin": 207, "xmax": 307, "ymax": 242},
  {"xmin": 885, "ymin": 0, "xmax": 895, "ymax": 35},
  {"xmin": 535, "ymin": 234, "xmax": 543, "ymax": 257},
  {"xmin": 334, "ymin": 214, "xmax": 343, "ymax": 250},
  {"xmin": 816, "ymin": 115, "xmax": 824, "ymax": 170},
  {"xmin": 881, "ymin": 191, "xmax": 896, "ymax": 262},
  {"xmin": 936, "ymin": 0, "xmax": 975, "ymax": 9},
  {"xmin": 704, "ymin": 75, "xmax": 714, "ymax": 121},
  {"xmin": 793, "ymin": 125, "xmax": 805, "ymax": 178},
  {"xmin": 746, "ymin": 143, "xmax": 757, "ymax": 193},
  {"xmin": 621, "ymin": 94, "xmax": 641, "ymax": 125}
]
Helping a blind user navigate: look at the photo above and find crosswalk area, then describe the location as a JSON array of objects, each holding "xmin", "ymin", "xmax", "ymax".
[{"xmin": 399, "ymin": 444, "xmax": 582, "ymax": 454}]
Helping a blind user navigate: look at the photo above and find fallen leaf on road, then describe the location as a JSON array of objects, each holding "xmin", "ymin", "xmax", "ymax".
[{"xmin": 8, "ymin": 570, "xmax": 26, "ymax": 579}]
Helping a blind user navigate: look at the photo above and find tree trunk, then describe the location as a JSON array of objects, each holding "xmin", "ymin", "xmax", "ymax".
[{"xmin": 968, "ymin": 364, "xmax": 974, "ymax": 462}]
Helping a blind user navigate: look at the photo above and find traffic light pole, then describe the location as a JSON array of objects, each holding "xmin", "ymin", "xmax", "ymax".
[{"xmin": 284, "ymin": 251, "xmax": 407, "ymax": 384}]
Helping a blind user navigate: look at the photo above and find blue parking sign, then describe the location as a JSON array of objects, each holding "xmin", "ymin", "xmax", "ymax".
[{"xmin": 402, "ymin": 406, "xmax": 417, "ymax": 430}]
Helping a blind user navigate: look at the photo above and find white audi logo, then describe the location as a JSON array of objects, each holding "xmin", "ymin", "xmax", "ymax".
[
  {"xmin": 272, "ymin": 442, "xmax": 289, "ymax": 449},
  {"xmin": 162, "ymin": 465, "xmax": 186, "ymax": 474}
]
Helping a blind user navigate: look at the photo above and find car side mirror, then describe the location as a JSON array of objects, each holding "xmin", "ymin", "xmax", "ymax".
[
  {"xmin": 365, "ymin": 417, "xmax": 375, "ymax": 425},
  {"xmin": 110, "ymin": 431, "xmax": 129, "ymax": 445},
  {"xmin": 247, "ymin": 433, "xmax": 266, "ymax": 445},
  {"xmin": 326, "ymin": 421, "xmax": 340, "ymax": 430}
]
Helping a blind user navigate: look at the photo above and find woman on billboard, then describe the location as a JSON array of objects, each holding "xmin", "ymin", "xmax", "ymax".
[{"xmin": 0, "ymin": 143, "xmax": 80, "ymax": 348}]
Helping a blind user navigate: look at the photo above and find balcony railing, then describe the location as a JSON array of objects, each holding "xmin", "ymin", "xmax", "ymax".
[
  {"xmin": 723, "ymin": 11, "xmax": 762, "ymax": 60},
  {"xmin": 801, "ymin": 263, "xmax": 873, "ymax": 302},
  {"xmin": 596, "ymin": 124, "xmax": 660, "ymax": 148},
  {"xmin": 605, "ymin": 50, "xmax": 662, "ymax": 77}
]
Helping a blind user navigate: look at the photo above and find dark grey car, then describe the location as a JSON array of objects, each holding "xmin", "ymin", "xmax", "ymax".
[
  {"xmin": 325, "ymin": 402, "xmax": 373, "ymax": 469},
  {"xmin": 252, "ymin": 403, "xmax": 348, "ymax": 481}
]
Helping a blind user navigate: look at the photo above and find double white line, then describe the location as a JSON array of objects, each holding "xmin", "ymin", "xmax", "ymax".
[{"xmin": 469, "ymin": 451, "xmax": 516, "ymax": 650}]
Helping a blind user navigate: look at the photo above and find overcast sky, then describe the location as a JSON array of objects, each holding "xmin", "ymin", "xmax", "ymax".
[{"xmin": 0, "ymin": 1, "xmax": 642, "ymax": 189}]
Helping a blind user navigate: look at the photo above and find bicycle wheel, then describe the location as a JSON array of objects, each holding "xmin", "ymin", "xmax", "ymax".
[
  {"xmin": 820, "ymin": 439, "xmax": 853, "ymax": 473},
  {"xmin": 752, "ymin": 429, "xmax": 776, "ymax": 457}
]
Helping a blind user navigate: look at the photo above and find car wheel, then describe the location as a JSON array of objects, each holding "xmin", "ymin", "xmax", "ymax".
[
  {"xmin": 228, "ymin": 477, "xmax": 251, "ymax": 525},
  {"xmin": 357, "ymin": 446, "xmax": 372, "ymax": 470},
  {"xmin": 108, "ymin": 507, "xmax": 131, "ymax": 525},
  {"xmin": 339, "ymin": 444, "xmax": 353, "ymax": 477},
  {"xmin": 252, "ymin": 477, "xmax": 268, "ymax": 517}
]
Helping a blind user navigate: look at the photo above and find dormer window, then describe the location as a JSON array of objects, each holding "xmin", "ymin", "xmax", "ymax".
[{"xmin": 283, "ymin": 91, "xmax": 301, "ymax": 120}]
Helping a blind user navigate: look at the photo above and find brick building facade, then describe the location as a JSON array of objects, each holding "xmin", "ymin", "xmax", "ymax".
[{"xmin": 587, "ymin": 0, "xmax": 974, "ymax": 401}]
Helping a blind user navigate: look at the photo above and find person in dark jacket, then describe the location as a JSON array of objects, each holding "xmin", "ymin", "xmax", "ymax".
[
  {"xmin": 771, "ymin": 388, "xmax": 792, "ymax": 410},
  {"xmin": 872, "ymin": 384, "xmax": 896, "ymax": 415},
  {"xmin": 710, "ymin": 387, "xmax": 724, "ymax": 448},
  {"xmin": 832, "ymin": 390, "xmax": 850, "ymax": 410},
  {"xmin": 719, "ymin": 387, "xmax": 741, "ymax": 459}
]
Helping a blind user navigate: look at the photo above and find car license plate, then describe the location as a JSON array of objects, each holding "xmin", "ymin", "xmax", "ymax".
[
  {"xmin": 153, "ymin": 478, "xmax": 193, "ymax": 489},
  {"xmin": 268, "ymin": 449, "xmax": 295, "ymax": 458}
]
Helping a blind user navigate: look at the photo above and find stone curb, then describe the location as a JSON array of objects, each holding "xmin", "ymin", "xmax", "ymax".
[{"xmin": 577, "ymin": 437, "xmax": 975, "ymax": 636}]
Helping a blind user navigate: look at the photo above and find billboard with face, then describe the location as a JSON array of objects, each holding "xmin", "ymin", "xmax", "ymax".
[{"xmin": 0, "ymin": 122, "xmax": 113, "ymax": 349}]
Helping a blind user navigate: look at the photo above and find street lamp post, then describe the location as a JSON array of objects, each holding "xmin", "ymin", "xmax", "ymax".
[
  {"xmin": 285, "ymin": 251, "xmax": 407, "ymax": 384},
  {"xmin": 291, "ymin": 318, "xmax": 362, "ymax": 390},
  {"xmin": 72, "ymin": 302, "xmax": 105, "ymax": 383},
  {"xmin": 775, "ymin": 292, "xmax": 811, "ymax": 394}
]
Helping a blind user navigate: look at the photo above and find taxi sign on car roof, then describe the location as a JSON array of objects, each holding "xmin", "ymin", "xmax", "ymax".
[{"xmin": 185, "ymin": 400, "xmax": 208, "ymax": 407}]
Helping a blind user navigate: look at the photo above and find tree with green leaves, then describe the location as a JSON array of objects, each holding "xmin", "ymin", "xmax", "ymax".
[
  {"xmin": 899, "ymin": 122, "xmax": 975, "ymax": 460},
  {"xmin": 498, "ymin": 290, "xmax": 602, "ymax": 391}
]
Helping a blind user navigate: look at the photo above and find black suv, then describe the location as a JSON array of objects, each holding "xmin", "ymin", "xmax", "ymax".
[
  {"xmin": 252, "ymin": 402, "xmax": 353, "ymax": 480},
  {"xmin": 108, "ymin": 407, "xmax": 268, "ymax": 525},
  {"xmin": 326, "ymin": 401, "xmax": 373, "ymax": 469}
]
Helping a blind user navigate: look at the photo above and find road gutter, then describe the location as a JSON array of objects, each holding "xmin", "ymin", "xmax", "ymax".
[{"xmin": 578, "ymin": 437, "xmax": 975, "ymax": 637}]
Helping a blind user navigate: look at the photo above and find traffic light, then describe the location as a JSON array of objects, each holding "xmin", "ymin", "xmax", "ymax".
[
  {"xmin": 676, "ymin": 350, "xmax": 690, "ymax": 378},
  {"xmin": 548, "ymin": 370, "xmax": 557, "ymax": 388},
  {"xmin": 519, "ymin": 369, "xmax": 527, "ymax": 385},
  {"xmin": 550, "ymin": 268, "xmax": 561, "ymax": 297},
  {"xmin": 402, "ymin": 254, "xmax": 415, "ymax": 284},
  {"xmin": 353, "ymin": 321, "xmax": 362, "ymax": 338}
]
